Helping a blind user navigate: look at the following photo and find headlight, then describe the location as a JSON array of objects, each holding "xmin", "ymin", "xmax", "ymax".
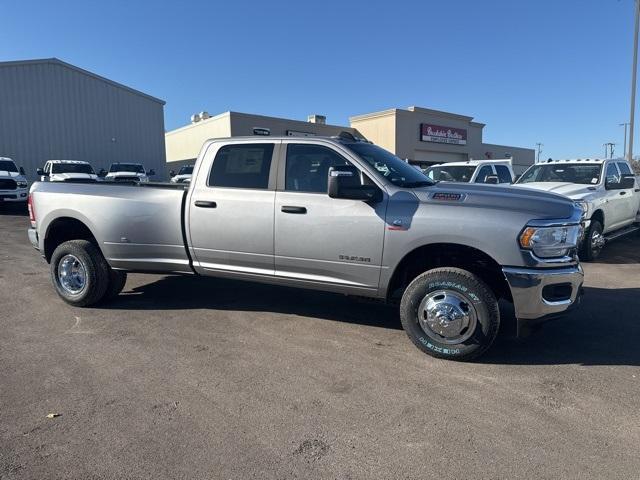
[
  {"xmin": 574, "ymin": 200, "xmax": 589, "ymax": 218},
  {"xmin": 17, "ymin": 181, "xmax": 28, "ymax": 188},
  {"xmin": 519, "ymin": 225, "xmax": 582, "ymax": 258}
]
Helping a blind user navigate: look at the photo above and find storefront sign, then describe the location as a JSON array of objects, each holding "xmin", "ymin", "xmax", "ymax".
[{"xmin": 420, "ymin": 124, "xmax": 467, "ymax": 145}]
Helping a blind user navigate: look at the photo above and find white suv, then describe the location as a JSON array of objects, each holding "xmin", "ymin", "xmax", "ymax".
[
  {"xmin": 514, "ymin": 158, "xmax": 640, "ymax": 260},
  {"xmin": 423, "ymin": 159, "xmax": 515, "ymax": 184},
  {"xmin": 0, "ymin": 157, "xmax": 29, "ymax": 203}
]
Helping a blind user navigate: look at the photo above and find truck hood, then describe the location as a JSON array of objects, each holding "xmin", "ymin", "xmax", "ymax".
[
  {"xmin": 511, "ymin": 182, "xmax": 597, "ymax": 200},
  {"xmin": 0, "ymin": 170, "xmax": 22, "ymax": 179},
  {"xmin": 413, "ymin": 181, "xmax": 578, "ymax": 220},
  {"xmin": 50, "ymin": 173, "xmax": 98, "ymax": 182}
]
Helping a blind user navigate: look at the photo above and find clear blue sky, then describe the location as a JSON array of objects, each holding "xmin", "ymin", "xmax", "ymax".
[{"xmin": 1, "ymin": 0, "xmax": 638, "ymax": 159}]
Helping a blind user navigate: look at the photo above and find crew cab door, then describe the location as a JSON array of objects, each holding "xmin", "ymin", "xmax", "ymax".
[
  {"xmin": 187, "ymin": 140, "xmax": 280, "ymax": 276},
  {"xmin": 273, "ymin": 142, "xmax": 386, "ymax": 293},
  {"xmin": 616, "ymin": 162, "xmax": 640, "ymax": 223},
  {"xmin": 603, "ymin": 162, "xmax": 627, "ymax": 231}
]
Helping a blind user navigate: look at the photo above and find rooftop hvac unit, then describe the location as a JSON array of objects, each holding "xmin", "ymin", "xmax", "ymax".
[
  {"xmin": 199, "ymin": 111, "xmax": 211, "ymax": 120},
  {"xmin": 308, "ymin": 114, "xmax": 326, "ymax": 125},
  {"xmin": 191, "ymin": 114, "xmax": 201, "ymax": 123}
]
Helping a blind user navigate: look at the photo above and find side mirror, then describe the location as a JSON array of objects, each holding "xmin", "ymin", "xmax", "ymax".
[
  {"xmin": 169, "ymin": 170, "xmax": 176, "ymax": 178},
  {"xmin": 328, "ymin": 165, "xmax": 382, "ymax": 202},
  {"xmin": 36, "ymin": 168, "xmax": 45, "ymax": 176},
  {"xmin": 485, "ymin": 175, "xmax": 499, "ymax": 184},
  {"xmin": 19, "ymin": 166, "xmax": 25, "ymax": 175},
  {"xmin": 621, "ymin": 174, "xmax": 636, "ymax": 189},
  {"xmin": 605, "ymin": 176, "xmax": 623, "ymax": 190},
  {"xmin": 148, "ymin": 169, "xmax": 156, "ymax": 176}
]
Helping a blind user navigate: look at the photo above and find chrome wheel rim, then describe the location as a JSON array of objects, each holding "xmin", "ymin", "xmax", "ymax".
[
  {"xmin": 57, "ymin": 254, "xmax": 87, "ymax": 295},
  {"xmin": 591, "ymin": 229, "xmax": 605, "ymax": 252},
  {"xmin": 418, "ymin": 290, "xmax": 478, "ymax": 345}
]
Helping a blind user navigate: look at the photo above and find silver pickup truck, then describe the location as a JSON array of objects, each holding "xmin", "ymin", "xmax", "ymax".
[{"xmin": 27, "ymin": 135, "xmax": 584, "ymax": 361}]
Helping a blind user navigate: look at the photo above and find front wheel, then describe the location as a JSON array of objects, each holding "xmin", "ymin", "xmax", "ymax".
[
  {"xmin": 400, "ymin": 268, "xmax": 500, "ymax": 361},
  {"xmin": 579, "ymin": 220, "xmax": 604, "ymax": 262}
]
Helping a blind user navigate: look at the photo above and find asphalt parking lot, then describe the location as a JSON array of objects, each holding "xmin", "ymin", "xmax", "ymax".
[{"xmin": 1, "ymin": 205, "xmax": 639, "ymax": 480}]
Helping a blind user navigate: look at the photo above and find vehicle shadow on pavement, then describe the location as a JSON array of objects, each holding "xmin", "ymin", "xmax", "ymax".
[
  {"xmin": 484, "ymin": 286, "xmax": 640, "ymax": 366},
  {"xmin": 588, "ymin": 236, "xmax": 640, "ymax": 264},
  {"xmin": 108, "ymin": 275, "xmax": 403, "ymax": 331},
  {"xmin": 0, "ymin": 204, "xmax": 28, "ymax": 216}
]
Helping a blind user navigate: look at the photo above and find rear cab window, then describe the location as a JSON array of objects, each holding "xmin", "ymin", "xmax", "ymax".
[
  {"xmin": 495, "ymin": 165, "xmax": 512, "ymax": 183},
  {"xmin": 208, "ymin": 144, "xmax": 274, "ymax": 189},
  {"xmin": 475, "ymin": 165, "xmax": 494, "ymax": 183}
]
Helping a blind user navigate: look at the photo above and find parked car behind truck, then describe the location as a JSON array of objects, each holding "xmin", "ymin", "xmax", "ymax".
[
  {"xmin": 0, "ymin": 157, "xmax": 29, "ymax": 203},
  {"xmin": 514, "ymin": 158, "xmax": 640, "ymax": 260},
  {"xmin": 27, "ymin": 135, "xmax": 584, "ymax": 361},
  {"xmin": 423, "ymin": 159, "xmax": 515, "ymax": 184},
  {"xmin": 37, "ymin": 160, "xmax": 99, "ymax": 182}
]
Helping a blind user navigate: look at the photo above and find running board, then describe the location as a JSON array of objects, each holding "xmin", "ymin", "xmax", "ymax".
[{"xmin": 605, "ymin": 224, "xmax": 640, "ymax": 243}]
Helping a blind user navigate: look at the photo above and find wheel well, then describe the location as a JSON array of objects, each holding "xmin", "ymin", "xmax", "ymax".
[
  {"xmin": 591, "ymin": 209, "xmax": 604, "ymax": 226},
  {"xmin": 44, "ymin": 217, "xmax": 99, "ymax": 263},
  {"xmin": 387, "ymin": 243, "xmax": 511, "ymax": 303}
]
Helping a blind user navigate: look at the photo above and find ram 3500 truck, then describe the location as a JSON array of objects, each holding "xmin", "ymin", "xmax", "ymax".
[{"xmin": 27, "ymin": 135, "xmax": 584, "ymax": 361}]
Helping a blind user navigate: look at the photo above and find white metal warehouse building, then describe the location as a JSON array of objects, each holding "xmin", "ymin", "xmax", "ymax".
[{"xmin": 0, "ymin": 58, "xmax": 167, "ymax": 181}]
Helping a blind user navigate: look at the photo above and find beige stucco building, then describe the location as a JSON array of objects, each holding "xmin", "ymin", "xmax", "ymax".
[
  {"xmin": 166, "ymin": 106, "xmax": 534, "ymax": 175},
  {"xmin": 350, "ymin": 106, "xmax": 534, "ymax": 174}
]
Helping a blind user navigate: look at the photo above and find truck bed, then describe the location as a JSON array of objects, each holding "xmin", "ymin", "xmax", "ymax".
[{"xmin": 31, "ymin": 181, "xmax": 192, "ymax": 273}]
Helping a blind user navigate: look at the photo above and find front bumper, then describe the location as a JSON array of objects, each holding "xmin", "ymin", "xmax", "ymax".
[
  {"xmin": 28, "ymin": 228, "xmax": 39, "ymax": 250},
  {"xmin": 502, "ymin": 264, "xmax": 583, "ymax": 321},
  {"xmin": 0, "ymin": 190, "xmax": 28, "ymax": 202}
]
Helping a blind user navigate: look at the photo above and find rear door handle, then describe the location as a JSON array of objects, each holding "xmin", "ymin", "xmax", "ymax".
[
  {"xmin": 620, "ymin": 191, "xmax": 627, "ymax": 196},
  {"xmin": 194, "ymin": 200, "xmax": 217, "ymax": 208},
  {"xmin": 281, "ymin": 205, "xmax": 307, "ymax": 214}
]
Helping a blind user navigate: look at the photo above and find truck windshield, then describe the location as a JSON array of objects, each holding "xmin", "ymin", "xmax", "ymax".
[
  {"xmin": 345, "ymin": 143, "xmax": 434, "ymax": 188},
  {"xmin": 110, "ymin": 164, "xmax": 144, "ymax": 173},
  {"xmin": 424, "ymin": 165, "xmax": 476, "ymax": 182},
  {"xmin": 517, "ymin": 164, "xmax": 602, "ymax": 185},
  {"xmin": 0, "ymin": 160, "xmax": 18, "ymax": 172},
  {"xmin": 178, "ymin": 166, "xmax": 193, "ymax": 175},
  {"xmin": 51, "ymin": 163, "xmax": 95, "ymax": 174}
]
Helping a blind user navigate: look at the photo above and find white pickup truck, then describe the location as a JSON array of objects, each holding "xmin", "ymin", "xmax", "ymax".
[
  {"xmin": 105, "ymin": 163, "xmax": 155, "ymax": 183},
  {"xmin": 37, "ymin": 160, "xmax": 99, "ymax": 182},
  {"xmin": 514, "ymin": 158, "xmax": 640, "ymax": 260},
  {"xmin": 423, "ymin": 159, "xmax": 515, "ymax": 184},
  {"xmin": 0, "ymin": 157, "xmax": 29, "ymax": 203}
]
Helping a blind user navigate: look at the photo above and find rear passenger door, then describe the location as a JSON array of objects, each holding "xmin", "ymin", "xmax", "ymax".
[
  {"xmin": 273, "ymin": 142, "xmax": 386, "ymax": 292},
  {"xmin": 188, "ymin": 141, "xmax": 280, "ymax": 276}
]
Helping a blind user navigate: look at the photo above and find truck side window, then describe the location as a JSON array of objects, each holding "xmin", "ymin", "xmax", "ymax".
[
  {"xmin": 617, "ymin": 162, "xmax": 632, "ymax": 175},
  {"xmin": 605, "ymin": 163, "xmax": 620, "ymax": 184},
  {"xmin": 495, "ymin": 165, "xmax": 512, "ymax": 183},
  {"xmin": 208, "ymin": 144, "xmax": 274, "ymax": 189},
  {"xmin": 285, "ymin": 144, "xmax": 352, "ymax": 193},
  {"xmin": 475, "ymin": 165, "xmax": 493, "ymax": 183}
]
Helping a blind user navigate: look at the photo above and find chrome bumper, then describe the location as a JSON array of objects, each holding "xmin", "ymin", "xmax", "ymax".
[
  {"xmin": 502, "ymin": 264, "xmax": 583, "ymax": 320},
  {"xmin": 27, "ymin": 228, "xmax": 39, "ymax": 250}
]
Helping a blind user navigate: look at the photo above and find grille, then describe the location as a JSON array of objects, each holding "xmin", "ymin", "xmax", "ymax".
[
  {"xmin": 113, "ymin": 176, "xmax": 139, "ymax": 183},
  {"xmin": 0, "ymin": 179, "xmax": 17, "ymax": 190}
]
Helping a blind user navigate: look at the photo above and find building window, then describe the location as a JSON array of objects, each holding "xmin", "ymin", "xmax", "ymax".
[{"xmin": 208, "ymin": 144, "xmax": 274, "ymax": 189}]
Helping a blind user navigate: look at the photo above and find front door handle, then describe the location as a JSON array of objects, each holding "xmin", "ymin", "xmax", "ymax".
[
  {"xmin": 281, "ymin": 205, "xmax": 307, "ymax": 214},
  {"xmin": 620, "ymin": 191, "xmax": 627, "ymax": 196},
  {"xmin": 194, "ymin": 200, "xmax": 217, "ymax": 208}
]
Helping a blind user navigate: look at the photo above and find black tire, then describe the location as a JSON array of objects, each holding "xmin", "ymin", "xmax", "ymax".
[
  {"xmin": 579, "ymin": 219, "xmax": 603, "ymax": 262},
  {"xmin": 50, "ymin": 240, "xmax": 110, "ymax": 307},
  {"xmin": 399, "ymin": 267, "xmax": 500, "ymax": 361},
  {"xmin": 102, "ymin": 269, "xmax": 127, "ymax": 302}
]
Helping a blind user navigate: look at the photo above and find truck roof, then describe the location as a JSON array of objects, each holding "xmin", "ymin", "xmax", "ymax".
[
  {"xmin": 431, "ymin": 159, "xmax": 512, "ymax": 167},
  {"xmin": 203, "ymin": 131, "xmax": 369, "ymax": 145},
  {"xmin": 540, "ymin": 158, "xmax": 615, "ymax": 164},
  {"xmin": 47, "ymin": 160, "xmax": 90, "ymax": 164}
]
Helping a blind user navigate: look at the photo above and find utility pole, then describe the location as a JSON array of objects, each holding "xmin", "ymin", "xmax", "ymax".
[
  {"xmin": 604, "ymin": 142, "xmax": 616, "ymax": 159},
  {"xmin": 628, "ymin": 0, "xmax": 640, "ymax": 161},
  {"xmin": 535, "ymin": 143, "xmax": 543, "ymax": 163},
  {"xmin": 620, "ymin": 122, "xmax": 630, "ymax": 156}
]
